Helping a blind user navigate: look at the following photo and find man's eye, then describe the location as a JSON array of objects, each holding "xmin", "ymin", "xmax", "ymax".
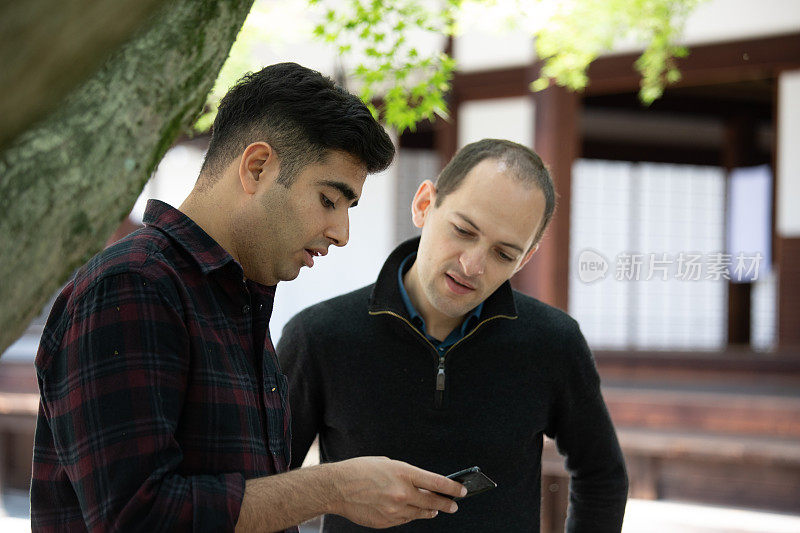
[
  {"xmin": 454, "ymin": 225, "xmax": 470, "ymax": 236},
  {"xmin": 321, "ymin": 195, "xmax": 335, "ymax": 208},
  {"xmin": 497, "ymin": 251, "xmax": 514, "ymax": 262}
]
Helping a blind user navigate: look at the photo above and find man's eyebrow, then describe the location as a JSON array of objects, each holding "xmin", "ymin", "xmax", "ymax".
[
  {"xmin": 319, "ymin": 180, "xmax": 359, "ymax": 207},
  {"xmin": 455, "ymin": 212, "xmax": 524, "ymax": 253}
]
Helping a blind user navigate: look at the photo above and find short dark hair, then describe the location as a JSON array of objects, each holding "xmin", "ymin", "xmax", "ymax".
[
  {"xmin": 199, "ymin": 62, "xmax": 395, "ymax": 186},
  {"xmin": 435, "ymin": 139, "xmax": 556, "ymax": 246}
]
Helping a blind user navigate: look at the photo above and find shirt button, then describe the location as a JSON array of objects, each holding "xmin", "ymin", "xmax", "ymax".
[
  {"xmin": 258, "ymin": 303, "xmax": 264, "ymax": 311},
  {"xmin": 242, "ymin": 304, "xmax": 251, "ymax": 314}
]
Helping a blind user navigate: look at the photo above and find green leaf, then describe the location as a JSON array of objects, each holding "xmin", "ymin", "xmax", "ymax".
[
  {"xmin": 301, "ymin": 0, "xmax": 700, "ymax": 132},
  {"xmin": 531, "ymin": 77, "xmax": 550, "ymax": 92}
]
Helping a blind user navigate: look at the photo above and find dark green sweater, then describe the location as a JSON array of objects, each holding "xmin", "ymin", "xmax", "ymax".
[{"xmin": 277, "ymin": 238, "xmax": 628, "ymax": 532}]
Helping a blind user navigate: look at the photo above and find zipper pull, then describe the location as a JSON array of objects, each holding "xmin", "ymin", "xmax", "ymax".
[{"xmin": 436, "ymin": 357, "xmax": 446, "ymax": 391}]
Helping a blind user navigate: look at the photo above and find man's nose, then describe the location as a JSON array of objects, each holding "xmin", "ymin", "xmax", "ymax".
[
  {"xmin": 326, "ymin": 212, "xmax": 350, "ymax": 247},
  {"xmin": 460, "ymin": 247, "xmax": 486, "ymax": 277}
]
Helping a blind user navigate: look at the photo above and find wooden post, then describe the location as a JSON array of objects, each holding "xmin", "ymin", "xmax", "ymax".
[
  {"xmin": 512, "ymin": 85, "xmax": 579, "ymax": 312},
  {"xmin": 777, "ymin": 237, "xmax": 800, "ymax": 347},
  {"xmin": 723, "ymin": 115, "xmax": 756, "ymax": 345},
  {"xmin": 540, "ymin": 474, "xmax": 569, "ymax": 533}
]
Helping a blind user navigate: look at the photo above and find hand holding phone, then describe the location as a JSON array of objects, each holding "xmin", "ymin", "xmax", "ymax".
[{"xmin": 445, "ymin": 467, "xmax": 497, "ymax": 499}]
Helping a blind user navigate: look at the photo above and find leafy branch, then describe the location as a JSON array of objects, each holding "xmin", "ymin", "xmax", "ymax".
[
  {"xmin": 311, "ymin": 0, "xmax": 461, "ymax": 132},
  {"xmin": 195, "ymin": 0, "xmax": 705, "ymax": 135},
  {"xmin": 532, "ymin": 0, "xmax": 701, "ymax": 103}
]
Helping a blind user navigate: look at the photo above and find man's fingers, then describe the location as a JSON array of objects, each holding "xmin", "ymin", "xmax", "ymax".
[
  {"xmin": 383, "ymin": 500, "xmax": 440, "ymax": 527},
  {"xmin": 412, "ymin": 488, "xmax": 459, "ymax": 514},
  {"xmin": 406, "ymin": 466, "xmax": 466, "ymax": 499},
  {"xmin": 405, "ymin": 505, "xmax": 440, "ymax": 521}
]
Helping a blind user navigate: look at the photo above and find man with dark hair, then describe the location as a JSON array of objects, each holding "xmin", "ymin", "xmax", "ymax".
[
  {"xmin": 278, "ymin": 138, "xmax": 629, "ymax": 532},
  {"xmin": 199, "ymin": 62, "xmax": 396, "ymax": 186},
  {"xmin": 31, "ymin": 63, "xmax": 465, "ymax": 533}
]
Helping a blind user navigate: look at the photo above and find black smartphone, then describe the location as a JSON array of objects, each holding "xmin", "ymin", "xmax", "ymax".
[{"xmin": 446, "ymin": 466, "xmax": 497, "ymax": 499}]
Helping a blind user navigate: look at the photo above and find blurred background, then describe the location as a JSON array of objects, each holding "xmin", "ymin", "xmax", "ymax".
[{"xmin": 2, "ymin": 0, "xmax": 800, "ymax": 531}]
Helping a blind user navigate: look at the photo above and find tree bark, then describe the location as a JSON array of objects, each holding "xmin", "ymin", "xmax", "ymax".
[
  {"xmin": 0, "ymin": 0, "xmax": 255, "ymax": 355},
  {"xmin": 0, "ymin": 0, "xmax": 166, "ymax": 150}
]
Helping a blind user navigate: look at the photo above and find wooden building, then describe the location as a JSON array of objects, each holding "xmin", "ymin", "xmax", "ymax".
[{"xmin": 1, "ymin": 2, "xmax": 800, "ymax": 531}]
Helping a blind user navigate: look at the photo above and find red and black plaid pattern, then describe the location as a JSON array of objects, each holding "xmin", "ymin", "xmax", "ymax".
[{"xmin": 31, "ymin": 200, "xmax": 295, "ymax": 532}]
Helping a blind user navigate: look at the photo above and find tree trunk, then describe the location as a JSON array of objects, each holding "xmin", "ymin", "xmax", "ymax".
[
  {"xmin": 0, "ymin": 0, "xmax": 166, "ymax": 150},
  {"xmin": 0, "ymin": 0, "xmax": 255, "ymax": 355}
]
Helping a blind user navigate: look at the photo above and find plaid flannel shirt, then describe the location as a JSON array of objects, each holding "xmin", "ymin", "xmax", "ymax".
[{"xmin": 31, "ymin": 200, "xmax": 296, "ymax": 532}]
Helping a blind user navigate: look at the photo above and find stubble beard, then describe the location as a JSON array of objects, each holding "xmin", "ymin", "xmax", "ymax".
[{"xmin": 423, "ymin": 272, "xmax": 475, "ymax": 321}]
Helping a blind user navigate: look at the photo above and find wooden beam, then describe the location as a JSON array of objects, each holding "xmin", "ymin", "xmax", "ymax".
[
  {"xmin": 583, "ymin": 89, "xmax": 773, "ymax": 122},
  {"xmin": 595, "ymin": 349, "xmax": 800, "ymax": 384},
  {"xmin": 448, "ymin": 34, "xmax": 800, "ymax": 105},
  {"xmin": 452, "ymin": 66, "xmax": 530, "ymax": 101},
  {"xmin": 603, "ymin": 386, "xmax": 800, "ymax": 438},
  {"xmin": 586, "ymin": 33, "xmax": 800, "ymax": 95},
  {"xmin": 581, "ymin": 139, "xmax": 728, "ymax": 166}
]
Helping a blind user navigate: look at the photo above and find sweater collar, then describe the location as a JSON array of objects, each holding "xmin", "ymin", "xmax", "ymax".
[{"xmin": 368, "ymin": 237, "xmax": 518, "ymax": 320}]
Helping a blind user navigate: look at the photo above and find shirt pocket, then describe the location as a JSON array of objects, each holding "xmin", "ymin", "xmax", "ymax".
[{"xmin": 262, "ymin": 371, "xmax": 291, "ymax": 471}]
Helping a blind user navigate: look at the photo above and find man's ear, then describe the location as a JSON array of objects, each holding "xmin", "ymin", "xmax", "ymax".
[
  {"xmin": 238, "ymin": 142, "xmax": 279, "ymax": 194},
  {"xmin": 411, "ymin": 180, "xmax": 437, "ymax": 228},
  {"xmin": 513, "ymin": 243, "xmax": 539, "ymax": 274}
]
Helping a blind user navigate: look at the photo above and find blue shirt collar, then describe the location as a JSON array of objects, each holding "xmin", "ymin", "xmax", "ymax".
[{"xmin": 397, "ymin": 252, "xmax": 483, "ymax": 350}]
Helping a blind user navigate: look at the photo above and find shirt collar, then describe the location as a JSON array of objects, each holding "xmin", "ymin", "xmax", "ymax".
[
  {"xmin": 142, "ymin": 199, "xmax": 238, "ymax": 276},
  {"xmin": 397, "ymin": 251, "xmax": 484, "ymax": 342}
]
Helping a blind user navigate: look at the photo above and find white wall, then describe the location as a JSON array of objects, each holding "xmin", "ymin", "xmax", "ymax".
[
  {"xmin": 681, "ymin": 0, "xmax": 800, "ymax": 46},
  {"xmin": 240, "ymin": 0, "xmax": 336, "ymax": 77},
  {"xmin": 395, "ymin": 150, "xmax": 440, "ymax": 243},
  {"xmin": 595, "ymin": 0, "xmax": 800, "ymax": 55},
  {"xmin": 778, "ymin": 69, "xmax": 800, "ymax": 238},
  {"xmin": 453, "ymin": 31, "xmax": 534, "ymax": 73},
  {"xmin": 452, "ymin": 0, "xmax": 800, "ymax": 67},
  {"xmin": 457, "ymin": 97, "xmax": 535, "ymax": 149},
  {"xmin": 130, "ymin": 144, "xmax": 205, "ymax": 224},
  {"xmin": 269, "ymin": 163, "xmax": 397, "ymax": 343}
]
